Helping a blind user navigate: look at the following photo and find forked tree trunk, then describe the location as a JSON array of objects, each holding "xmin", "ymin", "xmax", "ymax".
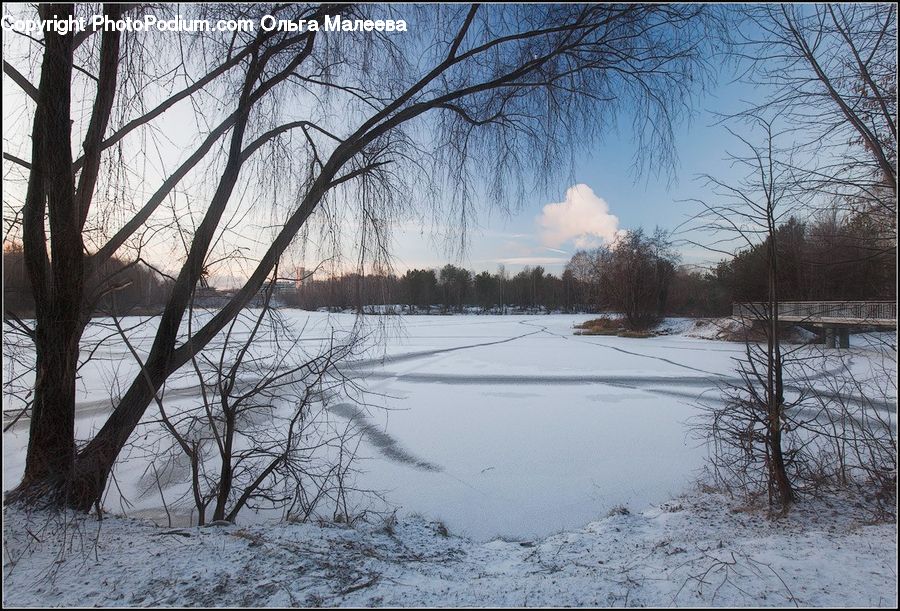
[
  {"xmin": 11, "ymin": 3, "xmax": 125, "ymax": 508},
  {"xmin": 11, "ymin": 4, "xmax": 82, "ymax": 506}
]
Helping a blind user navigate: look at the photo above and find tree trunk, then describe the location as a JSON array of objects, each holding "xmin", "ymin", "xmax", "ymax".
[
  {"xmin": 63, "ymin": 55, "xmax": 264, "ymax": 509},
  {"xmin": 63, "ymin": 363, "xmax": 163, "ymax": 509},
  {"xmin": 16, "ymin": 318, "xmax": 81, "ymax": 504},
  {"xmin": 213, "ymin": 411, "xmax": 236, "ymax": 521},
  {"xmin": 766, "ymin": 232, "xmax": 794, "ymax": 508},
  {"xmin": 10, "ymin": 4, "xmax": 83, "ymax": 506}
]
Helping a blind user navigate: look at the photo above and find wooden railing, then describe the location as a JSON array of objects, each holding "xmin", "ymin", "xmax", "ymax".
[{"xmin": 733, "ymin": 301, "xmax": 897, "ymax": 326}]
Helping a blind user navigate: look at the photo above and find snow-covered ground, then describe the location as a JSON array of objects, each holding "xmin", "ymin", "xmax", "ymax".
[
  {"xmin": 3, "ymin": 488, "xmax": 895, "ymax": 607},
  {"xmin": 3, "ymin": 312, "xmax": 897, "ymax": 606}
]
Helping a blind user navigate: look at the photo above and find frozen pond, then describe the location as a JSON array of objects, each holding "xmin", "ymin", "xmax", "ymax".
[
  {"xmin": 3, "ymin": 312, "xmax": 893, "ymax": 540},
  {"xmin": 338, "ymin": 315, "xmax": 729, "ymax": 540}
]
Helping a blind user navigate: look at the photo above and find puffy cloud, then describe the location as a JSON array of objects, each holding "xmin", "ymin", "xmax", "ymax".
[{"xmin": 537, "ymin": 184, "xmax": 623, "ymax": 249}]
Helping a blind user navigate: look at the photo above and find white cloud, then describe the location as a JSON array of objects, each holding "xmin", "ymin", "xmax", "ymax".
[{"xmin": 537, "ymin": 184, "xmax": 623, "ymax": 249}]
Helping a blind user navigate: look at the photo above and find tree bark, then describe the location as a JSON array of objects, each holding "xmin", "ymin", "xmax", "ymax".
[
  {"xmin": 12, "ymin": 4, "xmax": 79, "ymax": 503},
  {"xmin": 766, "ymin": 228, "xmax": 794, "ymax": 508},
  {"xmin": 11, "ymin": 5, "xmax": 128, "ymax": 507}
]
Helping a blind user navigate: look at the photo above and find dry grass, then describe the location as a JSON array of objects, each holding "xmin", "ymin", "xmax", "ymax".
[
  {"xmin": 700, "ymin": 318, "xmax": 815, "ymax": 343},
  {"xmin": 617, "ymin": 329, "xmax": 653, "ymax": 339},
  {"xmin": 574, "ymin": 317, "xmax": 622, "ymax": 335},
  {"xmin": 574, "ymin": 318, "xmax": 655, "ymax": 338}
]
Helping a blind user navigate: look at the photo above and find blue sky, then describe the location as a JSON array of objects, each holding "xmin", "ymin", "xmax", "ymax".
[
  {"xmin": 1, "ymin": 4, "xmax": 781, "ymax": 284},
  {"xmin": 388, "ymin": 71, "xmax": 769, "ymax": 276}
]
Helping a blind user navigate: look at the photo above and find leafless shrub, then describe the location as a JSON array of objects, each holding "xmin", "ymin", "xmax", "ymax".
[
  {"xmin": 695, "ymin": 344, "xmax": 805, "ymax": 509},
  {"xmin": 673, "ymin": 548, "xmax": 798, "ymax": 607},
  {"xmin": 695, "ymin": 325, "xmax": 896, "ymax": 518},
  {"xmin": 103, "ymin": 274, "xmax": 374, "ymax": 526},
  {"xmin": 788, "ymin": 335, "xmax": 897, "ymax": 518}
]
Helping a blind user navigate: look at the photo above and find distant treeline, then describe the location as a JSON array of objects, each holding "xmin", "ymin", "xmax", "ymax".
[
  {"xmin": 5, "ymin": 208, "xmax": 893, "ymax": 325},
  {"xmin": 3, "ymin": 242, "xmax": 171, "ymax": 316},
  {"xmin": 286, "ymin": 228, "xmax": 725, "ymax": 326},
  {"xmin": 715, "ymin": 213, "xmax": 895, "ymax": 303},
  {"xmin": 286, "ymin": 212, "xmax": 896, "ymax": 326}
]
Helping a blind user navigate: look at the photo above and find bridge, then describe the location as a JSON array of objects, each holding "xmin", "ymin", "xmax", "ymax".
[{"xmin": 732, "ymin": 301, "xmax": 897, "ymax": 348}]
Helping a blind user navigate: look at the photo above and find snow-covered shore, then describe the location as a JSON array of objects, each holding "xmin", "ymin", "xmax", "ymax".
[{"xmin": 3, "ymin": 488, "xmax": 895, "ymax": 607}]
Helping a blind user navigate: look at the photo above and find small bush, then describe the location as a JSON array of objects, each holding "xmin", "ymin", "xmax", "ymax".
[
  {"xmin": 379, "ymin": 511, "xmax": 398, "ymax": 536},
  {"xmin": 430, "ymin": 520, "xmax": 450, "ymax": 537},
  {"xmin": 574, "ymin": 317, "xmax": 623, "ymax": 335}
]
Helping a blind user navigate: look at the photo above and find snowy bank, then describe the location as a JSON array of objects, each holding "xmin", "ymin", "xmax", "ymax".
[
  {"xmin": 3, "ymin": 489, "xmax": 895, "ymax": 607},
  {"xmin": 670, "ymin": 316, "xmax": 818, "ymax": 344}
]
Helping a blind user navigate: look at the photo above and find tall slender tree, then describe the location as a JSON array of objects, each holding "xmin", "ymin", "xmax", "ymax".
[{"xmin": 3, "ymin": 3, "xmax": 719, "ymax": 509}]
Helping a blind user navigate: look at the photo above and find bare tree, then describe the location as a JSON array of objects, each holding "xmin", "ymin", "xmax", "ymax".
[
  {"xmin": 689, "ymin": 117, "xmax": 807, "ymax": 510},
  {"xmin": 109, "ymin": 274, "xmax": 367, "ymax": 526},
  {"xmin": 3, "ymin": 3, "xmax": 719, "ymax": 510},
  {"xmin": 605, "ymin": 228, "xmax": 678, "ymax": 330},
  {"xmin": 735, "ymin": 4, "xmax": 896, "ymax": 242},
  {"xmin": 688, "ymin": 4, "xmax": 898, "ymax": 513}
]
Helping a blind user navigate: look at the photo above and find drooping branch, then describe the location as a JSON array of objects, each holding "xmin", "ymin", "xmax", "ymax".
[
  {"xmin": 71, "ymin": 42, "xmax": 254, "ymax": 173},
  {"xmin": 75, "ymin": 4, "xmax": 123, "ymax": 230},
  {"xmin": 828, "ymin": 5, "xmax": 897, "ymax": 142},
  {"xmin": 87, "ymin": 108, "xmax": 241, "ymax": 274},
  {"xmin": 87, "ymin": 13, "xmax": 329, "ymax": 273}
]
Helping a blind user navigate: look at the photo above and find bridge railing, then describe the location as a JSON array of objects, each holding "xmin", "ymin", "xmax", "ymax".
[{"xmin": 732, "ymin": 301, "xmax": 897, "ymax": 323}]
